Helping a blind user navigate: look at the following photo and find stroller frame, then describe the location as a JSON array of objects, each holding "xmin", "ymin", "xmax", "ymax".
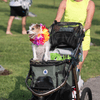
[{"xmin": 25, "ymin": 22, "xmax": 92, "ymax": 100}]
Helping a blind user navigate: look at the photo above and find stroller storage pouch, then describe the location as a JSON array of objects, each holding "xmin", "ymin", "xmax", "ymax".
[{"xmin": 30, "ymin": 60, "xmax": 74, "ymax": 90}]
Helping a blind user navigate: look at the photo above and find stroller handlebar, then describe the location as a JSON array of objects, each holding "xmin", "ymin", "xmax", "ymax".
[{"xmin": 51, "ymin": 20, "xmax": 83, "ymax": 28}]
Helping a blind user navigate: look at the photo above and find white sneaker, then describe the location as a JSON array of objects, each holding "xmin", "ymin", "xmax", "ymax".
[
  {"xmin": 79, "ymin": 89, "xmax": 82, "ymax": 97},
  {"xmin": 14, "ymin": 17, "xmax": 22, "ymax": 20},
  {"xmin": 78, "ymin": 75, "xmax": 84, "ymax": 90},
  {"xmin": 28, "ymin": 12, "xmax": 37, "ymax": 17}
]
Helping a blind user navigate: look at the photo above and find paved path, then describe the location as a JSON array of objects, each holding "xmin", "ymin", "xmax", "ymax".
[{"xmin": 82, "ymin": 76, "xmax": 100, "ymax": 100}]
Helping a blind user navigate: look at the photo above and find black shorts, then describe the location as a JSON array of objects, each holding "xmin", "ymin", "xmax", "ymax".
[{"xmin": 10, "ymin": 6, "xmax": 27, "ymax": 17}]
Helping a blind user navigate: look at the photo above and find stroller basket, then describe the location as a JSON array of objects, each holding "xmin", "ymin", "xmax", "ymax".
[{"xmin": 26, "ymin": 59, "xmax": 72, "ymax": 96}]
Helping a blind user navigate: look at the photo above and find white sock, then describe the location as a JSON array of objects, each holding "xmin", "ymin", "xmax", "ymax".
[
  {"xmin": 78, "ymin": 75, "xmax": 84, "ymax": 90},
  {"xmin": 79, "ymin": 75, "xmax": 82, "ymax": 80}
]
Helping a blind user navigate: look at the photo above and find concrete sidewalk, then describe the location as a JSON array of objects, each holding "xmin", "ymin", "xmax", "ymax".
[{"xmin": 82, "ymin": 76, "xmax": 100, "ymax": 100}]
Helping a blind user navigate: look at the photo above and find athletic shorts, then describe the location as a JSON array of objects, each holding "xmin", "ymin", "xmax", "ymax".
[
  {"xmin": 10, "ymin": 6, "xmax": 27, "ymax": 17},
  {"xmin": 82, "ymin": 35, "xmax": 91, "ymax": 51}
]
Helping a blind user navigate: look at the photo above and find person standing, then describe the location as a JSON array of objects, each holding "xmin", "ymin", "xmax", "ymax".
[
  {"xmin": 54, "ymin": 0, "xmax": 95, "ymax": 90},
  {"xmin": 6, "ymin": 0, "xmax": 32, "ymax": 34}
]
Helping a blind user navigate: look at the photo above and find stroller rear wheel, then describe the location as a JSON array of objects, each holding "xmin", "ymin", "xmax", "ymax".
[{"xmin": 80, "ymin": 87, "xmax": 92, "ymax": 100}]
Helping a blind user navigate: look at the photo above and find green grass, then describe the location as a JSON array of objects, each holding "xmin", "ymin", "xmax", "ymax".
[{"xmin": 0, "ymin": 0, "xmax": 100, "ymax": 99}]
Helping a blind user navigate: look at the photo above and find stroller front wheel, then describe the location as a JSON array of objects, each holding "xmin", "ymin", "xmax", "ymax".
[{"xmin": 80, "ymin": 87, "xmax": 92, "ymax": 100}]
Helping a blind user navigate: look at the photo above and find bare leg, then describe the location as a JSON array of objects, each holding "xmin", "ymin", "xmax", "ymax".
[
  {"xmin": 78, "ymin": 50, "xmax": 88, "ymax": 90},
  {"xmin": 6, "ymin": 16, "xmax": 15, "ymax": 34},
  {"xmin": 3, "ymin": 0, "xmax": 7, "ymax": 2},
  {"xmin": 77, "ymin": 50, "xmax": 88, "ymax": 72},
  {"xmin": 22, "ymin": 16, "xmax": 27, "ymax": 34}
]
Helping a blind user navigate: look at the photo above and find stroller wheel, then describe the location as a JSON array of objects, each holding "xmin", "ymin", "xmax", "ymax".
[{"xmin": 80, "ymin": 87, "xmax": 92, "ymax": 100}]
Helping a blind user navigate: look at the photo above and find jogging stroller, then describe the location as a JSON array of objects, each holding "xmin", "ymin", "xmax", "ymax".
[{"xmin": 25, "ymin": 21, "xmax": 92, "ymax": 100}]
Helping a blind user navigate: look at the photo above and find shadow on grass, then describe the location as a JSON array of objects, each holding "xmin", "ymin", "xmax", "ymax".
[
  {"xmin": 91, "ymin": 37, "xmax": 100, "ymax": 46},
  {"xmin": 95, "ymin": 5, "xmax": 100, "ymax": 10},
  {"xmin": 34, "ymin": 4, "xmax": 58, "ymax": 9},
  {"xmin": 11, "ymin": 24, "xmax": 22, "ymax": 34},
  {"xmin": 92, "ymin": 19, "xmax": 100, "ymax": 25},
  {"xmin": 0, "ymin": 24, "xmax": 21, "ymax": 34},
  {"xmin": 0, "ymin": 9, "xmax": 10, "ymax": 13},
  {"xmin": 4, "ymin": 13, "xmax": 10, "ymax": 17},
  {"xmin": 8, "ymin": 76, "xmax": 32, "ymax": 100},
  {"xmin": 0, "ymin": 23, "xmax": 22, "ymax": 34},
  {"xmin": 95, "ymin": 31, "xmax": 100, "ymax": 35},
  {"xmin": 0, "ymin": 25, "xmax": 7, "ymax": 33},
  {"xmin": 11, "ymin": 22, "xmax": 36, "ymax": 34}
]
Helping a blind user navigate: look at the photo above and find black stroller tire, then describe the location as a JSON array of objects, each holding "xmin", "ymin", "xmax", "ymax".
[{"xmin": 80, "ymin": 87, "xmax": 92, "ymax": 100}]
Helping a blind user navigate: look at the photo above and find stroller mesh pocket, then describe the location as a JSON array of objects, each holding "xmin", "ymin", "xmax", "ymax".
[
  {"xmin": 34, "ymin": 76, "xmax": 54, "ymax": 90},
  {"xmin": 31, "ymin": 65, "xmax": 56, "ymax": 89}
]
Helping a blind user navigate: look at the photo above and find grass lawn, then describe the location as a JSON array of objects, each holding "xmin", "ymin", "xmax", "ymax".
[{"xmin": 0, "ymin": 0, "xmax": 100, "ymax": 99}]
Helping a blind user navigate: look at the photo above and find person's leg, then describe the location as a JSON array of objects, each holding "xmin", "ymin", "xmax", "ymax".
[
  {"xmin": 3, "ymin": 0, "xmax": 7, "ymax": 2},
  {"xmin": 78, "ymin": 50, "xmax": 88, "ymax": 90},
  {"xmin": 6, "ymin": 16, "xmax": 15, "ymax": 34},
  {"xmin": 16, "ymin": 6, "xmax": 27, "ymax": 34},
  {"xmin": 78, "ymin": 50, "xmax": 88, "ymax": 72},
  {"xmin": 22, "ymin": 16, "xmax": 27, "ymax": 34},
  {"xmin": 78, "ymin": 36, "xmax": 90, "ymax": 90},
  {"xmin": 78, "ymin": 35, "xmax": 90, "ymax": 72}
]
